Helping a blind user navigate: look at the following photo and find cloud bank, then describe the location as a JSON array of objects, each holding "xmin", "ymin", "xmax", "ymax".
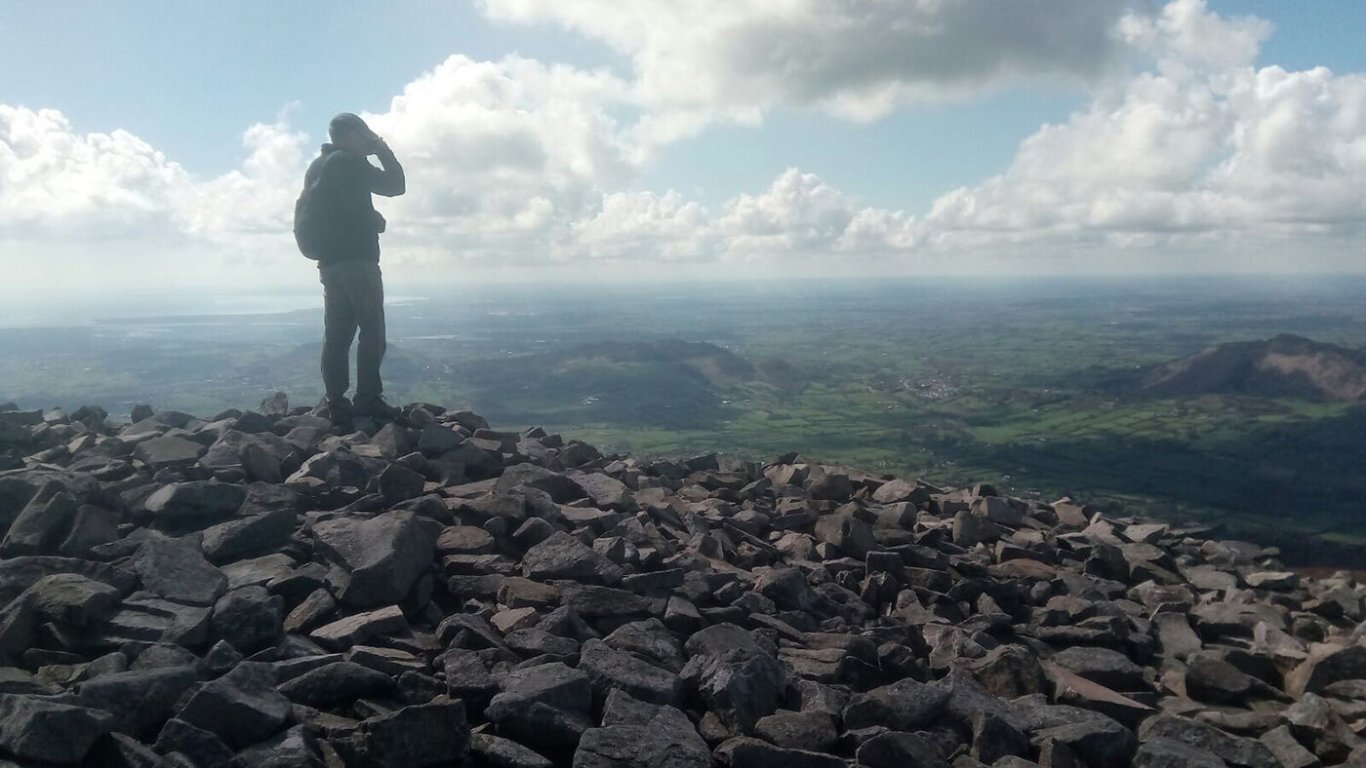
[{"xmin": 3, "ymin": 0, "xmax": 1365, "ymax": 290}]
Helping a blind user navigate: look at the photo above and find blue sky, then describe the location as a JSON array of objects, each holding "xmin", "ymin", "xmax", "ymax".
[
  {"xmin": 2, "ymin": 0, "xmax": 1365, "ymax": 292},
  {"xmin": 6, "ymin": 0, "xmax": 1362, "ymax": 209}
]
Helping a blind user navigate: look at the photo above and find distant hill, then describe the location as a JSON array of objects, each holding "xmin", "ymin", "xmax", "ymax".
[
  {"xmin": 556, "ymin": 339, "xmax": 800, "ymax": 389},
  {"xmin": 462, "ymin": 338, "xmax": 798, "ymax": 429},
  {"xmin": 1142, "ymin": 334, "xmax": 1366, "ymax": 401},
  {"xmin": 559, "ymin": 339, "xmax": 757, "ymax": 388}
]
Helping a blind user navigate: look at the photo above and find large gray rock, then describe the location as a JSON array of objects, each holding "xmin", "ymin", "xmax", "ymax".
[
  {"xmin": 313, "ymin": 510, "xmax": 435, "ymax": 607},
  {"xmin": 843, "ymin": 678, "xmax": 950, "ymax": 731},
  {"xmin": 496, "ymin": 463, "xmax": 587, "ymax": 503},
  {"xmin": 97, "ymin": 597, "xmax": 212, "ymax": 648},
  {"xmin": 1137, "ymin": 715, "xmax": 1280, "ymax": 768},
  {"xmin": 812, "ymin": 511, "xmax": 876, "ymax": 559},
  {"xmin": 871, "ymin": 478, "xmax": 929, "ymax": 505},
  {"xmin": 1185, "ymin": 654, "xmax": 1263, "ymax": 705},
  {"xmin": 199, "ymin": 429, "xmax": 288, "ymax": 483},
  {"xmin": 0, "ymin": 693, "xmax": 114, "ymax": 764},
  {"xmin": 578, "ymin": 638, "xmax": 685, "ymax": 707},
  {"xmin": 753, "ymin": 567, "xmax": 821, "ymax": 613},
  {"xmin": 754, "ymin": 711, "xmax": 838, "ymax": 753},
  {"xmin": 309, "ymin": 605, "xmax": 408, "ymax": 650},
  {"xmin": 604, "ymin": 619, "xmax": 685, "ymax": 672},
  {"xmin": 417, "ymin": 422, "xmax": 464, "ymax": 455},
  {"xmin": 967, "ymin": 644, "xmax": 1048, "ymax": 698},
  {"xmin": 78, "ymin": 665, "xmax": 199, "ymax": 739},
  {"xmin": 713, "ymin": 736, "xmax": 847, "ymax": 768},
  {"xmin": 201, "ymin": 506, "xmax": 298, "ymax": 564},
  {"xmin": 378, "ymin": 463, "xmax": 426, "ymax": 504},
  {"xmin": 81, "ymin": 732, "xmax": 171, "ymax": 768},
  {"xmin": 236, "ymin": 725, "xmax": 323, "ymax": 768},
  {"xmin": 1035, "ymin": 716, "xmax": 1137, "ymax": 767},
  {"xmin": 854, "ymin": 730, "xmax": 950, "ymax": 768},
  {"xmin": 573, "ymin": 699, "xmax": 709, "ymax": 768},
  {"xmin": 209, "ymin": 586, "xmax": 283, "ymax": 654},
  {"xmin": 155, "ymin": 717, "xmax": 238, "ymax": 768},
  {"xmin": 176, "ymin": 661, "xmax": 292, "ymax": 749},
  {"xmin": 486, "ymin": 663, "xmax": 594, "ymax": 753},
  {"xmin": 1284, "ymin": 692, "xmax": 1358, "ymax": 764},
  {"xmin": 331, "ymin": 697, "xmax": 469, "ymax": 768},
  {"xmin": 681, "ymin": 623, "xmax": 788, "ymax": 733},
  {"xmin": 23, "ymin": 572, "xmax": 121, "ymax": 628},
  {"xmin": 1133, "ymin": 737, "xmax": 1229, "ymax": 768},
  {"xmin": 284, "ymin": 588, "xmax": 337, "ymax": 634},
  {"xmin": 133, "ymin": 536, "xmax": 227, "ymax": 606},
  {"xmin": 0, "ymin": 482, "xmax": 78, "ymax": 556},
  {"xmin": 571, "ymin": 472, "xmax": 635, "ymax": 511},
  {"xmin": 472, "ymin": 733, "xmax": 554, "ymax": 768},
  {"xmin": 134, "ymin": 435, "xmax": 206, "ymax": 469},
  {"xmin": 1050, "ymin": 646, "xmax": 1148, "ymax": 691},
  {"xmin": 1, "ymin": 571, "xmax": 122, "ymax": 653},
  {"xmin": 521, "ymin": 531, "xmax": 623, "ymax": 585},
  {"xmin": 1259, "ymin": 724, "xmax": 1322, "ymax": 768},
  {"xmin": 144, "ymin": 481, "xmax": 246, "ymax": 521},
  {"xmin": 1285, "ymin": 644, "xmax": 1366, "ymax": 698},
  {"xmin": 276, "ymin": 660, "xmax": 395, "ymax": 707}
]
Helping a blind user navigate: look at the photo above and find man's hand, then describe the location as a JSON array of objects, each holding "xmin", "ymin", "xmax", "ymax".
[{"xmin": 367, "ymin": 137, "xmax": 405, "ymax": 196}]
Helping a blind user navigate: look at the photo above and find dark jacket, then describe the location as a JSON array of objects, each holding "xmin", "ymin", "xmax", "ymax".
[{"xmin": 302, "ymin": 143, "xmax": 405, "ymax": 264}]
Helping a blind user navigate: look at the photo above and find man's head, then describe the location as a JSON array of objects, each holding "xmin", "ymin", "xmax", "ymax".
[{"xmin": 328, "ymin": 112, "xmax": 379, "ymax": 155}]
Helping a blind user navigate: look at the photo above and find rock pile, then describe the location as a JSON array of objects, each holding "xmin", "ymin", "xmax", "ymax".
[{"xmin": 0, "ymin": 395, "xmax": 1364, "ymax": 767}]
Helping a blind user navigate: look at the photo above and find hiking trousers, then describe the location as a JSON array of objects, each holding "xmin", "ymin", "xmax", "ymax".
[{"xmin": 319, "ymin": 260, "xmax": 386, "ymax": 402}]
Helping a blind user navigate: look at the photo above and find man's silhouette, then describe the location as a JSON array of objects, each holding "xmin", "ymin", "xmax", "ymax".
[{"xmin": 302, "ymin": 112, "xmax": 405, "ymax": 420}]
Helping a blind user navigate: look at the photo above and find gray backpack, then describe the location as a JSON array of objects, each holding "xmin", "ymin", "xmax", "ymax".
[{"xmin": 293, "ymin": 154, "xmax": 338, "ymax": 260}]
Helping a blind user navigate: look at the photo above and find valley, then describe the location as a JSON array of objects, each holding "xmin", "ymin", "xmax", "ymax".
[{"xmin": 2, "ymin": 275, "xmax": 1364, "ymax": 563}]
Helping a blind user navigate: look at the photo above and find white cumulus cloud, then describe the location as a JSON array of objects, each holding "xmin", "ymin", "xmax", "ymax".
[
  {"xmin": 0, "ymin": 106, "xmax": 189, "ymax": 238},
  {"xmin": 481, "ymin": 0, "xmax": 1131, "ymax": 134},
  {"xmin": 921, "ymin": 0, "xmax": 1366, "ymax": 266},
  {"xmin": 3, "ymin": 0, "xmax": 1366, "ymax": 286}
]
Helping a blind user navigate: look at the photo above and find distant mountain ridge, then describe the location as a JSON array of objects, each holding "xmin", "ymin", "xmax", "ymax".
[{"xmin": 1142, "ymin": 333, "xmax": 1366, "ymax": 401}]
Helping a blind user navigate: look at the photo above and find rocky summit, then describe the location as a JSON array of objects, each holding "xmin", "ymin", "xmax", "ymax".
[{"xmin": 0, "ymin": 396, "xmax": 1364, "ymax": 768}]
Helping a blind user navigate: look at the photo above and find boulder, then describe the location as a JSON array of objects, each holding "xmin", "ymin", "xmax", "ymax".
[
  {"xmin": 1285, "ymin": 643, "xmax": 1366, "ymax": 699},
  {"xmin": 276, "ymin": 660, "xmax": 396, "ymax": 707},
  {"xmin": 754, "ymin": 710, "xmax": 838, "ymax": 752},
  {"xmin": 855, "ymin": 730, "xmax": 950, "ymax": 768},
  {"xmin": 133, "ymin": 435, "xmax": 206, "ymax": 470},
  {"xmin": 578, "ymin": 638, "xmax": 685, "ymax": 707},
  {"xmin": 573, "ymin": 698, "xmax": 709, "ymax": 768},
  {"xmin": 843, "ymin": 678, "xmax": 950, "ymax": 731},
  {"xmin": 1138, "ymin": 715, "xmax": 1281, "ymax": 768},
  {"xmin": 309, "ymin": 605, "xmax": 408, "ymax": 650},
  {"xmin": 209, "ymin": 586, "xmax": 283, "ymax": 654},
  {"xmin": 486, "ymin": 663, "xmax": 593, "ymax": 753},
  {"xmin": 313, "ymin": 510, "xmax": 435, "ymax": 607},
  {"xmin": 0, "ymin": 693, "xmax": 114, "ymax": 764},
  {"xmin": 144, "ymin": 481, "xmax": 246, "ymax": 522},
  {"xmin": 78, "ymin": 665, "xmax": 199, "ymax": 739},
  {"xmin": 681, "ymin": 623, "xmax": 788, "ymax": 733},
  {"xmin": 496, "ymin": 463, "xmax": 587, "ymax": 503},
  {"xmin": 522, "ymin": 531, "xmax": 623, "ymax": 585},
  {"xmin": 331, "ymin": 697, "xmax": 469, "ymax": 768},
  {"xmin": 175, "ymin": 661, "xmax": 292, "ymax": 749},
  {"xmin": 133, "ymin": 536, "xmax": 228, "ymax": 606}
]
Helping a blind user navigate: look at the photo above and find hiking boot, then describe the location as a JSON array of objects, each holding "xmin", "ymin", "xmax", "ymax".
[
  {"xmin": 353, "ymin": 395, "xmax": 401, "ymax": 420},
  {"xmin": 314, "ymin": 396, "xmax": 353, "ymax": 423}
]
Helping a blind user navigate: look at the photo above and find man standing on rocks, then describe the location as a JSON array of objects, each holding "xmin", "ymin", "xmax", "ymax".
[{"xmin": 300, "ymin": 112, "xmax": 405, "ymax": 421}]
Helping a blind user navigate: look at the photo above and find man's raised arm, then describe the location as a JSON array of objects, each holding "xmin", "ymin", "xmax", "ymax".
[{"xmin": 369, "ymin": 139, "xmax": 405, "ymax": 197}]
